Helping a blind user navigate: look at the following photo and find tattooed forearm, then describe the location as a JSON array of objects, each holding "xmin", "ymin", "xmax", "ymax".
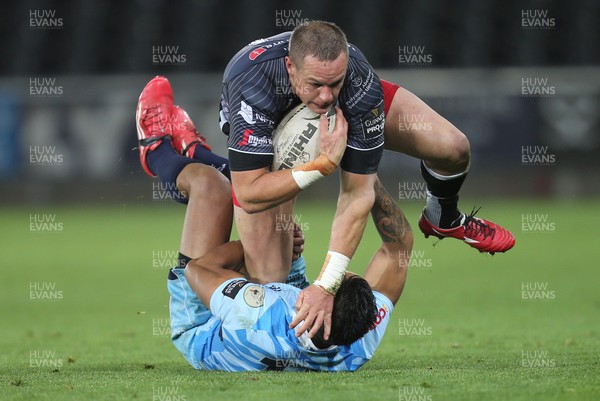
[{"xmin": 371, "ymin": 179, "xmax": 412, "ymax": 243}]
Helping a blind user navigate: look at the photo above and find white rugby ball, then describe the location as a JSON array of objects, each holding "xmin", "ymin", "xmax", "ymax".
[{"xmin": 272, "ymin": 104, "xmax": 336, "ymax": 171}]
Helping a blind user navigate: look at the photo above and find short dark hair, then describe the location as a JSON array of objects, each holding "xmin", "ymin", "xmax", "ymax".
[
  {"xmin": 288, "ymin": 20, "xmax": 349, "ymax": 67},
  {"xmin": 329, "ymin": 275, "xmax": 377, "ymax": 346}
]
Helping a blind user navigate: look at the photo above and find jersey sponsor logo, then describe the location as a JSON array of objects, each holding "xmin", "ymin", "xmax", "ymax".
[
  {"xmin": 362, "ymin": 101, "xmax": 385, "ymax": 139},
  {"xmin": 243, "ymin": 285, "xmax": 265, "ymax": 307},
  {"xmin": 278, "ymin": 123, "xmax": 317, "ymax": 169},
  {"xmin": 369, "ymin": 304, "xmax": 389, "ymax": 331},
  {"xmin": 222, "ymin": 279, "xmax": 248, "ymax": 299},
  {"xmin": 349, "ymin": 72, "xmax": 363, "ymax": 87},
  {"xmin": 237, "ymin": 128, "xmax": 273, "ymax": 148},
  {"xmin": 249, "ymin": 47, "xmax": 266, "ymax": 61},
  {"xmin": 237, "ymin": 129, "xmax": 253, "ymax": 146},
  {"xmin": 238, "ymin": 100, "xmax": 255, "ymax": 124},
  {"xmin": 237, "ymin": 100, "xmax": 274, "ymax": 126},
  {"xmin": 247, "ymin": 39, "xmax": 289, "ymax": 61},
  {"xmin": 346, "ymin": 69, "xmax": 375, "ymax": 110}
]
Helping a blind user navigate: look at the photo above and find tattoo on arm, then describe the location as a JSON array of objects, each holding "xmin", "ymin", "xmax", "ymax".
[{"xmin": 371, "ymin": 179, "xmax": 412, "ymax": 243}]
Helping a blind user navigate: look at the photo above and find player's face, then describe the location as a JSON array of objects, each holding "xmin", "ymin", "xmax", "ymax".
[{"xmin": 285, "ymin": 53, "xmax": 348, "ymax": 115}]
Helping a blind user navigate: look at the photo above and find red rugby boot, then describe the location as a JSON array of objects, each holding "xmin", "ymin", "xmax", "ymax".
[
  {"xmin": 135, "ymin": 76, "xmax": 174, "ymax": 177},
  {"xmin": 170, "ymin": 105, "xmax": 212, "ymax": 157},
  {"xmin": 418, "ymin": 207, "xmax": 515, "ymax": 254}
]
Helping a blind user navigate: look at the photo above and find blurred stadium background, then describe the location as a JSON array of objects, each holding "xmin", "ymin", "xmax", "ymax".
[{"xmin": 0, "ymin": 0, "xmax": 598, "ymax": 204}]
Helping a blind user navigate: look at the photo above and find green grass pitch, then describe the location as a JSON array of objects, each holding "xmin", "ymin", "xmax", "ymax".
[{"xmin": 1, "ymin": 197, "xmax": 599, "ymax": 401}]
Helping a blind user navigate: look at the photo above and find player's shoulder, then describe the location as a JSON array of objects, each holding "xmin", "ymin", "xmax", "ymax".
[
  {"xmin": 347, "ymin": 42, "xmax": 370, "ymax": 64},
  {"xmin": 223, "ymin": 32, "xmax": 291, "ymax": 83},
  {"xmin": 339, "ymin": 43, "xmax": 383, "ymax": 117}
]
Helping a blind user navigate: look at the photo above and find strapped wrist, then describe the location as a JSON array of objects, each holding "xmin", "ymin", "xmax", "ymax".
[
  {"xmin": 291, "ymin": 155, "xmax": 337, "ymax": 190},
  {"xmin": 314, "ymin": 251, "xmax": 349, "ymax": 295}
]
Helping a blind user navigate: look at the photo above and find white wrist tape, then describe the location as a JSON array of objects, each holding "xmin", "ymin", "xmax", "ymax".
[
  {"xmin": 291, "ymin": 155, "xmax": 337, "ymax": 190},
  {"xmin": 314, "ymin": 251, "xmax": 349, "ymax": 295},
  {"xmin": 291, "ymin": 169, "xmax": 324, "ymax": 190}
]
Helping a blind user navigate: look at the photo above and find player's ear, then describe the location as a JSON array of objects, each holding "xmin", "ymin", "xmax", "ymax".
[{"xmin": 285, "ymin": 56, "xmax": 295, "ymax": 75}]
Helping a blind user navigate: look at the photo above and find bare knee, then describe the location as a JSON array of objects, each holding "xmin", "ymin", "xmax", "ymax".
[
  {"xmin": 428, "ymin": 128, "xmax": 471, "ymax": 174},
  {"xmin": 448, "ymin": 129, "xmax": 471, "ymax": 172},
  {"xmin": 177, "ymin": 164, "xmax": 231, "ymax": 202}
]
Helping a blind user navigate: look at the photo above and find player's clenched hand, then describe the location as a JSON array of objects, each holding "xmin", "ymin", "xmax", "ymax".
[
  {"xmin": 319, "ymin": 107, "xmax": 347, "ymax": 166},
  {"xmin": 290, "ymin": 284, "xmax": 334, "ymax": 340},
  {"xmin": 292, "ymin": 223, "xmax": 305, "ymax": 261}
]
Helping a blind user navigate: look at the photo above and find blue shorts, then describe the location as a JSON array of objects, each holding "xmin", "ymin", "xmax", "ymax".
[{"xmin": 168, "ymin": 256, "xmax": 309, "ymax": 368}]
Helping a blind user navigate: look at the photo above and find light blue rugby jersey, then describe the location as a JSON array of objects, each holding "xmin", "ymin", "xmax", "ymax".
[{"xmin": 190, "ymin": 278, "xmax": 393, "ymax": 372}]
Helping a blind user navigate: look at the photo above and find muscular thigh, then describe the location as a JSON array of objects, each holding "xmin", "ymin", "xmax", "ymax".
[
  {"xmin": 384, "ymin": 87, "xmax": 463, "ymax": 165},
  {"xmin": 234, "ymin": 198, "xmax": 295, "ymax": 284}
]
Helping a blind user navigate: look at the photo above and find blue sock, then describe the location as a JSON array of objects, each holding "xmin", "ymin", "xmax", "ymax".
[
  {"xmin": 146, "ymin": 141, "xmax": 198, "ymax": 204},
  {"xmin": 193, "ymin": 145, "xmax": 231, "ymax": 181}
]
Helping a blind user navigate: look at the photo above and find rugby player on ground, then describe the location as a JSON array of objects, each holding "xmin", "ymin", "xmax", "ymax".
[
  {"xmin": 139, "ymin": 137, "xmax": 411, "ymax": 370},
  {"xmin": 135, "ymin": 20, "xmax": 514, "ymax": 343}
]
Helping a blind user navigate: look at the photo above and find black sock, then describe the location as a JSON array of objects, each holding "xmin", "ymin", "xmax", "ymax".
[
  {"xmin": 146, "ymin": 141, "xmax": 198, "ymax": 183},
  {"xmin": 421, "ymin": 161, "xmax": 468, "ymax": 228},
  {"xmin": 178, "ymin": 252, "xmax": 192, "ymax": 269},
  {"xmin": 146, "ymin": 141, "xmax": 199, "ymax": 204},
  {"xmin": 192, "ymin": 145, "xmax": 231, "ymax": 181}
]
